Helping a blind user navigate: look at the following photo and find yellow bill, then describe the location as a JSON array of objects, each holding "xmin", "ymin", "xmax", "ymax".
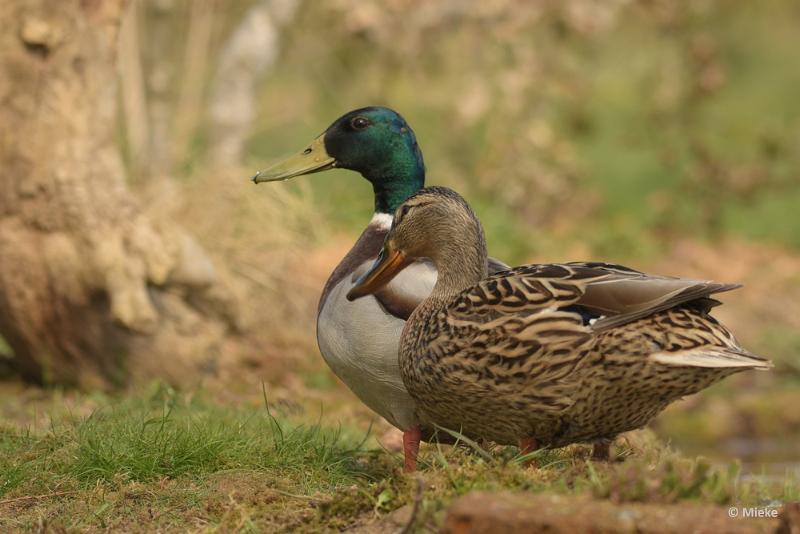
[{"xmin": 251, "ymin": 134, "xmax": 335, "ymax": 183}]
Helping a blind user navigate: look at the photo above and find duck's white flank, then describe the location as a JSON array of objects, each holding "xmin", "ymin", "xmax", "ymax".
[
  {"xmin": 316, "ymin": 257, "xmax": 436, "ymax": 430},
  {"xmin": 316, "ymin": 209, "xmax": 433, "ymax": 431}
]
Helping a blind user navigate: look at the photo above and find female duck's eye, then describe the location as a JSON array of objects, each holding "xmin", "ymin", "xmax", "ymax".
[
  {"xmin": 351, "ymin": 117, "xmax": 370, "ymax": 130},
  {"xmin": 399, "ymin": 205, "xmax": 411, "ymax": 219}
]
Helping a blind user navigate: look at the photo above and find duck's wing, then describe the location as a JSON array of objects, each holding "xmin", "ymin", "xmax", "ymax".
[
  {"xmin": 454, "ymin": 261, "xmax": 740, "ymax": 330},
  {"xmin": 433, "ymin": 262, "xmax": 750, "ymax": 404},
  {"xmin": 561, "ymin": 261, "xmax": 740, "ymax": 331},
  {"xmin": 431, "ymin": 264, "xmax": 601, "ymax": 415}
]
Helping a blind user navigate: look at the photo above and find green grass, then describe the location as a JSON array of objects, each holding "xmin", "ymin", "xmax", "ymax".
[
  {"xmin": 71, "ymin": 395, "xmax": 367, "ymax": 486},
  {"xmin": 0, "ymin": 386, "xmax": 796, "ymax": 532},
  {"xmin": 0, "ymin": 385, "xmax": 385, "ymax": 531},
  {"xmin": 1, "ymin": 386, "xmax": 374, "ymax": 498}
]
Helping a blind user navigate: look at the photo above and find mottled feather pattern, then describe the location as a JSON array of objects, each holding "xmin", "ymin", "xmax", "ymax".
[{"xmin": 399, "ymin": 262, "xmax": 770, "ymax": 446}]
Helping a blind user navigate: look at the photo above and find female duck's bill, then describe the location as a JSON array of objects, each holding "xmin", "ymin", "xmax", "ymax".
[{"xmin": 347, "ymin": 242, "xmax": 412, "ymax": 301}]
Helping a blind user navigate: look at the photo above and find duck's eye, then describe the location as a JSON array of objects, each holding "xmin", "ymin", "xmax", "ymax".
[
  {"xmin": 351, "ymin": 117, "xmax": 370, "ymax": 130},
  {"xmin": 398, "ymin": 205, "xmax": 412, "ymax": 219}
]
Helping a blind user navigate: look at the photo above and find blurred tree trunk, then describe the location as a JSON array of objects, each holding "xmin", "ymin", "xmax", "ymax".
[
  {"xmin": 0, "ymin": 0, "xmax": 239, "ymax": 388},
  {"xmin": 140, "ymin": 0, "xmax": 184, "ymax": 182},
  {"xmin": 208, "ymin": 0, "xmax": 299, "ymax": 166}
]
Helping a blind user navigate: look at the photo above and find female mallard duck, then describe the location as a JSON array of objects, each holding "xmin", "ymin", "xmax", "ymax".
[
  {"xmin": 348, "ymin": 186, "xmax": 771, "ymax": 471},
  {"xmin": 252, "ymin": 108, "xmax": 507, "ymax": 465}
]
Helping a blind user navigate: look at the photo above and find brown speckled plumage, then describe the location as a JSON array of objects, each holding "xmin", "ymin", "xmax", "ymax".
[{"xmin": 351, "ymin": 187, "xmax": 771, "ymax": 451}]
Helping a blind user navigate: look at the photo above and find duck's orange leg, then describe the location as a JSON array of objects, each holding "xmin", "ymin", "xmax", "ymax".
[
  {"xmin": 519, "ymin": 436, "xmax": 540, "ymax": 467},
  {"xmin": 403, "ymin": 425, "xmax": 422, "ymax": 473}
]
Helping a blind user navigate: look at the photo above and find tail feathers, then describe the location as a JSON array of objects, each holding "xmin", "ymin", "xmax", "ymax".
[{"xmin": 650, "ymin": 348, "xmax": 772, "ymax": 370}]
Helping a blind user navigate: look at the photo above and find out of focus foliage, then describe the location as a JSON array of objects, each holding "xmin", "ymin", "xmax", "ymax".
[{"xmin": 248, "ymin": 0, "xmax": 800, "ymax": 262}]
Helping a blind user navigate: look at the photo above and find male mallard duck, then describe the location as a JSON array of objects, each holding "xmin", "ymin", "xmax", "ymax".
[
  {"xmin": 252, "ymin": 108, "xmax": 507, "ymax": 466},
  {"xmin": 348, "ymin": 186, "xmax": 771, "ymax": 471}
]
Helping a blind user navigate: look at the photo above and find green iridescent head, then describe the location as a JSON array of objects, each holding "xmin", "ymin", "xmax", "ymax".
[{"xmin": 252, "ymin": 107, "xmax": 425, "ymax": 214}]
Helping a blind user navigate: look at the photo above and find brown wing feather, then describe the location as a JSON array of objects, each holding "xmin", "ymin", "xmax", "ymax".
[
  {"xmin": 449, "ymin": 263, "xmax": 609, "ymax": 318},
  {"xmin": 424, "ymin": 310, "xmax": 586, "ymax": 415},
  {"xmin": 562, "ymin": 262, "xmax": 741, "ymax": 331},
  {"xmin": 447, "ymin": 260, "xmax": 742, "ymax": 337},
  {"xmin": 426, "ymin": 264, "xmax": 601, "ymax": 415}
]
